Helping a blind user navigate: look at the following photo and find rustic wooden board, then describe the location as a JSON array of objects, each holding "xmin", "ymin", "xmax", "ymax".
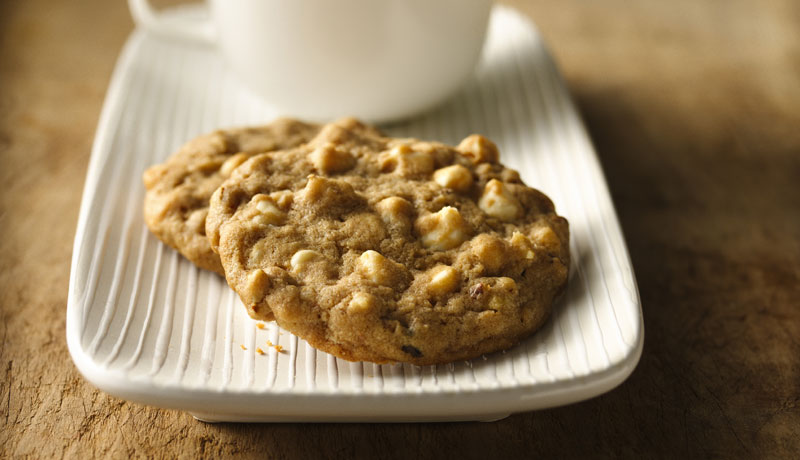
[{"xmin": 1, "ymin": 0, "xmax": 798, "ymax": 457}]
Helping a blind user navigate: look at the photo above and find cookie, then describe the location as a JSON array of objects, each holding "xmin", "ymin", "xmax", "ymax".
[
  {"xmin": 206, "ymin": 118, "xmax": 569, "ymax": 364},
  {"xmin": 142, "ymin": 119, "xmax": 321, "ymax": 274}
]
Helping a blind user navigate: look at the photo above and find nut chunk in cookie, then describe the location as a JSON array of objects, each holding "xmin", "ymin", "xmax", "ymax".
[{"xmin": 206, "ymin": 118, "xmax": 570, "ymax": 365}]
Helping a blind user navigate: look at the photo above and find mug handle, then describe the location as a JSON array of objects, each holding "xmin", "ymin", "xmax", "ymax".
[{"xmin": 127, "ymin": 0, "xmax": 216, "ymax": 44}]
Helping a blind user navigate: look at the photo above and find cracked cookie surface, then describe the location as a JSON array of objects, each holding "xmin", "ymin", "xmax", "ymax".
[
  {"xmin": 207, "ymin": 118, "xmax": 569, "ymax": 365},
  {"xmin": 142, "ymin": 119, "xmax": 321, "ymax": 274}
]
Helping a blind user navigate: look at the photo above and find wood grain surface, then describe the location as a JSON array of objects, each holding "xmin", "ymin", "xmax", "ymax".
[{"xmin": 1, "ymin": 0, "xmax": 798, "ymax": 458}]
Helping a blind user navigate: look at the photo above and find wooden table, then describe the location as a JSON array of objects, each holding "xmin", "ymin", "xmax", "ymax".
[{"xmin": 2, "ymin": 0, "xmax": 798, "ymax": 457}]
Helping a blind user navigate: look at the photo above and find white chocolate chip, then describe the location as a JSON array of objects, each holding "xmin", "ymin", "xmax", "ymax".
[
  {"xmin": 309, "ymin": 143, "xmax": 355, "ymax": 174},
  {"xmin": 457, "ymin": 135, "xmax": 499, "ymax": 164},
  {"xmin": 299, "ymin": 175, "xmax": 359, "ymax": 210},
  {"xmin": 290, "ymin": 249, "xmax": 323, "ymax": 274},
  {"xmin": 300, "ymin": 175, "xmax": 329, "ymax": 201},
  {"xmin": 478, "ymin": 179, "xmax": 521, "ymax": 222},
  {"xmin": 358, "ymin": 250, "xmax": 388, "ymax": 284},
  {"xmin": 250, "ymin": 194, "xmax": 285, "ymax": 226},
  {"xmin": 357, "ymin": 250, "xmax": 405, "ymax": 286},
  {"xmin": 427, "ymin": 265, "xmax": 459, "ymax": 296},
  {"xmin": 220, "ymin": 152, "xmax": 250, "ymax": 177},
  {"xmin": 415, "ymin": 206, "xmax": 469, "ymax": 251},
  {"xmin": 433, "ymin": 164, "xmax": 473, "ymax": 192},
  {"xmin": 379, "ymin": 144, "xmax": 434, "ymax": 176},
  {"xmin": 347, "ymin": 292, "xmax": 376, "ymax": 314},
  {"xmin": 375, "ymin": 196, "xmax": 414, "ymax": 228},
  {"xmin": 497, "ymin": 277, "xmax": 517, "ymax": 289}
]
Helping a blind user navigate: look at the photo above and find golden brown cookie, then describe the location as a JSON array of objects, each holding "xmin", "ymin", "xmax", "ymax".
[
  {"xmin": 206, "ymin": 118, "xmax": 569, "ymax": 364},
  {"xmin": 142, "ymin": 119, "xmax": 321, "ymax": 274}
]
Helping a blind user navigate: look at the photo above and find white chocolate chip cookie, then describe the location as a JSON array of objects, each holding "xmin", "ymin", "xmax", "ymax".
[{"xmin": 206, "ymin": 118, "xmax": 569, "ymax": 364}]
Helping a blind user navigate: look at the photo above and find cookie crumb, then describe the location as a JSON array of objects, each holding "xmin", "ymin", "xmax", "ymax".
[
  {"xmin": 275, "ymin": 344, "xmax": 284, "ymax": 353},
  {"xmin": 256, "ymin": 347, "xmax": 265, "ymax": 355},
  {"xmin": 240, "ymin": 344, "xmax": 247, "ymax": 351},
  {"xmin": 266, "ymin": 340, "xmax": 273, "ymax": 347}
]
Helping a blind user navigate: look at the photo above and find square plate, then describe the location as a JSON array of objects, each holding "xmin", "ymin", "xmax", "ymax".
[{"xmin": 67, "ymin": 6, "xmax": 643, "ymax": 422}]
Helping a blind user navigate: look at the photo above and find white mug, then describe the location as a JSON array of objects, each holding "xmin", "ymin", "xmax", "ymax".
[{"xmin": 128, "ymin": 0, "xmax": 493, "ymax": 123}]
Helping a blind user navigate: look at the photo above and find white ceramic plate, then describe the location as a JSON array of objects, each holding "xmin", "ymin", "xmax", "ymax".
[{"xmin": 67, "ymin": 6, "xmax": 643, "ymax": 422}]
